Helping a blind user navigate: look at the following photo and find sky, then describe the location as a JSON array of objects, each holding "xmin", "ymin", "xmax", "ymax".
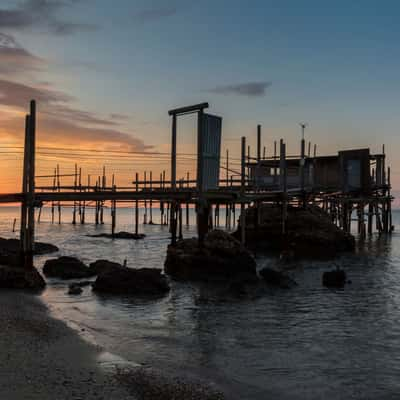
[{"xmin": 0, "ymin": 0, "xmax": 399, "ymax": 203}]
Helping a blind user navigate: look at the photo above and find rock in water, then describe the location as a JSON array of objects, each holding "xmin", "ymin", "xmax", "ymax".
[
  {"xmin": 0, "ymin": 265, "xmax": 46, "ymax": 290},
  {"xmin": 43, "ymin": 257, "xmax": 95, "ymax": 280},
  {"xmin": 164, "ymin": 230, "xmax": 257, "ymax": 282},
  {"xmin": 87, "ymin": 232, "xmax": 146, "ymax": 240},
  {"xmin": 322, "ymin": 269, "xmax": 347, "ymax": 288},
  {"xmin": 88, "ymin": 259, "xmax": 123, "ymax": 276},
  {"xmin": 92, "ymin": 267, "xmax": 170, "ymax": 295},
  {"xmin": 234, "ymin": 205, "xmax": 355, "ymax": 258},
  {"xmin": 0, "ymin": 237, "xmax": 58, "ymax": 267},
  {"xmin": 68, "ymin": 283, "xmax": 83, "ymax": 295},
  {"xmin": 259, "ymin": 267, "xmax": 297, "ymax": 288}
]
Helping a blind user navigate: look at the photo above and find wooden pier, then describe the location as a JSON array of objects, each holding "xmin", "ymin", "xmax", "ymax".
[{"xmin": 0, "ymin": 100, "xmax": 394, "ymax": 268}]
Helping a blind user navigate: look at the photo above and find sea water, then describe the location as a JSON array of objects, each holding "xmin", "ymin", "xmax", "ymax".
[{"xmin": 1, "ymin": 206, "xmax": 400, "ymax": 399}]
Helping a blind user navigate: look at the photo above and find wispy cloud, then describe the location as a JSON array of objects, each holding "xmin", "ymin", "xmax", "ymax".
[
  {"xmin": 110, "ymin": 113, "xmax": 130, "ymax": 121},
  {"xmin": 133, "ymin": 6, "xmax": 177, "ymax": 22},
  {"xmin": 208, "ymin": 81, "xmax": 272, "ymax": 97},
  {"xmin": 0, "ymin": 32, "xmax": 45, "ymax": 75},
  {"xmin": 0, "ymin": 79, "xmax": 150, "ymax": 151},
  {"xmin": 0, "ymin": 0, "xmax": 96, "ymax": 35}
]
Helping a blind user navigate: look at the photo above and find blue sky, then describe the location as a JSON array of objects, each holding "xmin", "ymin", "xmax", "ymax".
[{"xmin": 0, "ymin": 0, "xmax": 399, "ymax": 195}]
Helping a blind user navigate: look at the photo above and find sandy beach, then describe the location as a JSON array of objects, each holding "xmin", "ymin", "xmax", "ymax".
[
  {"xmin": 0, "ymin": 290, "xmax": 136, "ymax": 399},
  {"xmin": 0, "ymin": 289, "xmax": 226, "ymax": 400}
]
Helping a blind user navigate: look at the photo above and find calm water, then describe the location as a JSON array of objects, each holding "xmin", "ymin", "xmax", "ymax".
[{"xmin": 1, "ymin": 206, "xmax": 400, "ymax": 399}]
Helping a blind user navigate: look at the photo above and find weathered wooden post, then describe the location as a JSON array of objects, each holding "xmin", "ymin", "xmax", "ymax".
[
  {"xmin": 143, "ymin": 171, "xmax": 148, "ymax": 224},
  {"xmin": 111, "ymin": 174, "xmax": 116, "ymax": 238},
  {"xmin": 21, "ymin": 100, "xmax": 36, "ymax": 269},
  {"xmin": 166, "ymin": 202, "xmax": 170, "ymax": 227},
  {"xmin": 257, "ymin": 124, "xmax": 261, "ymax": 162},
  {"xmin": 388, "ymin": 167, "xmax": 393, "ymax": 232},
  {"xmin": 240, "ymin": 136, "xmax": 246, "ymax": 248},
  {"xmin": 178, "ymin": 203, "xmax": 183, "ymax": 240},
  {"xmin": 368, "ymin": 203, "xmax": 373, "ymax": 235},
  {"xmin": 300, "ymin": 124, "xmax": 306, "ymax": 208},
  {"xmin": 382, "ymin": 144, "xmax": 386, "ymax": 187},
  {"xmin": 274, "ymin": 140, "xmax": 277, "ymax": 184},
  {"xmin": 135, "ymin": 172, "xmax": 139, "ymax": 236},
  {"xmin": 149, "ymin": 171, "xmax": 153, "ymax": 224},
  {"xmin": 20, "ymin": 115, "xmax": 30, "ymax": 254},
  {"xmin": 100, "ymin": 167, "xmax": 105, "ymax": 225},
  {"xmin": 26, "ymin": 100, "xmax": 36, "ymax": 267},
  {"xmin": 186, "ymin": 171, "xmax": 190, "ymax": 226},
  {"xmin": 72, "ymin": 163, "xmax": 77, "ymax": 224},
  {"xmin": 57, "ymin": 164, "xmax": 61, "ymax": 224},
  {"xmin": 51, "ymin": 168, "xmax": 56, "ymax": 224},
  {"xmin": 360, "ymin": 203, "xmax": 366, "ymax": 239},
  {"xmin": 171, "ymin": 114, "xmax": 177, "ymax": 191},
  {"xmin": 95, "ymin": 177, "xmax": 99, "ymax": 225},
  {"xmin": 79, "ymin": 168, "xmax": 85, "ymax": 224},
  {"xmin": 280, "ymin": 139, "xmax": 287, "ymax": 235}
]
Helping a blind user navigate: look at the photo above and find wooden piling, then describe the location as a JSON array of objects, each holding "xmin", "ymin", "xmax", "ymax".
[
  {"xmin": 186, "ymin": 172, "xmax": 190, "ymax": 226},
  {"xmin": 143, "ymin": 171, "xmax": 147, "ymax": 224},
  {"xmin": 57, "ymin": 164, "xmax": 61, "ymax": 224},
  {"xmin": 149, "ymin": 171, "xmax": 153, "ymax": 224},
  {"xmin": 135, "ymin": 172, "xmax": 139, "ymax": 235},
  {"xmin": 20, "ymin": 115, "xmax": 30, "ymax": 253},
  {"xmin": 111, "ymin": 174, "xmax": 116, "ymax": 238},
  {"xmin": 178, "ymin": 203, "xmax": 183, "ymax": 240},
  {"xmin": 51, "ymin": 167, "xmax": 56, "ymax": 224},
  {"xmin": 21, "ymin": 100, "xmax": 36, "ymax": 269},
  {"xmin": 73, "ymin": 163, "xmax": 77, "ymax": 224},
  {"xmin": 240, "ymin": 136, "xmax": 246, "ymax": 247},
  {"xmin": 100, "ymin": 167, "xmax": 105, "ymax": 224},
  {"xmin": 171, "ymin": 114, "xmax": 177, "ymax": 190},
  {"xmin": 388, "ymin": 167, "xmax": 393, "ymax": 232},
  {"xmin": 280, "ymin": 139, "xmax": 287, "ymax": 235},
  {"xmin": 257, "ymin": 125, "xmax": 261, "ymax": 162},
  {"xmin": 368, "ymin": 203, "xmax": 373, "ymax": 235}
]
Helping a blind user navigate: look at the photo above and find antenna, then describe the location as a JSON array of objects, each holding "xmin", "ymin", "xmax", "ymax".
[{"xmin": 299, "ymin": 122, "xmax": 308, "ymax": 140}]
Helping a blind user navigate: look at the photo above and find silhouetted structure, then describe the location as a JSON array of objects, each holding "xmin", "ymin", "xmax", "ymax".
[{"xmin": 0, "ymin": 101, "xmax": 394, "ymax": 268}]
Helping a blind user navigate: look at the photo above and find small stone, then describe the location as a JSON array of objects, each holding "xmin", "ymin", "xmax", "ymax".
[
  {"xmin": 322, "ymin": 269, "xmax": 346, "ymax": 288},
  {"xmin": 68, "ymin": 284, "xmax": 83, "ymax": 295}
]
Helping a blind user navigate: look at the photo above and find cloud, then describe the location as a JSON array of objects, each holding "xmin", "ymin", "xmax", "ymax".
[
  {"xmin": 0, "ymin": 0, "xmax": 95, "ymax": 35},
  {"xmin": 0, "ymin": 32, "xmax": 45, "ymax": 74},
  {"xmin": 0, "ymin": 79, "xmax": 151, "ymax": 152},
  {"xmin": 208, "ymin": 81, "xmax": 272, "ymax": 97},
  {"xmin": 0, "ymin": 79, "xmax": 72, "ymax": 108},
  {"xmin": 133, "ymin": 6, "xmax": 177, "ymax": 22},
  {"xmin": 110, "ymin": 113, "xmax": 130, "ymax": 121}
]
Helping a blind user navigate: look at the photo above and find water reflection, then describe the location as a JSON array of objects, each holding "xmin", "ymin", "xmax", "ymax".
[{"xmin": 1, "ymin": 207, "xmax": 400, "ymax": 399}]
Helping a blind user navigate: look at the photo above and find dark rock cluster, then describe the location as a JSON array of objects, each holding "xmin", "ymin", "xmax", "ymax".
[
  {"xmin": 164, "ymin": 230, "xmax": 257, "ymax": 282},
  {"xmin": 0, "ymin": 237, "xmax": 58, "ymax": 267},
  {"xmin": 0, "ymin": 265, "xmax": 45, "ymax": 290},
  {"xmin": 93, "ymin": 267, "xmax": 170, "ymax": 296},
  {"xmin": 235, "ymin": 204, "xmax": 355, "ymax": 258},
  {"xmin": 43, "ymin": 257, "xmax": 95, "ymax": 280}
]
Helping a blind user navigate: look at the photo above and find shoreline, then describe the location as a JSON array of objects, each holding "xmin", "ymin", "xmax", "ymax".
[
  {"xmin": 0, "ymin": 290, "xmax": 136, "ymax": 399},
  {"xmin": 0, "ymin": 290, "xmax": 226, "ymax": 399}
]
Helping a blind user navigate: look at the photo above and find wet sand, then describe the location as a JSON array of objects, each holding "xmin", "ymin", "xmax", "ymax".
[
  {"xmin": 0, "ymin": 290, "xmax": 136, "ymax": 400},
  {"xmin": 0, "ymin": 290, "xmax": 226, "ymax": 400}
]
